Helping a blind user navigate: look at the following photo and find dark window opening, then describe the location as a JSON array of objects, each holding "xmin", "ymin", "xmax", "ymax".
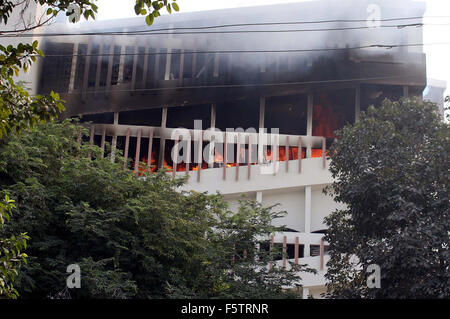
[
  {"xmin": 118, "ymin": 108, "xmax": 162, "ymax": 126},
  {"xmin": 99, "ymin": 45, "xmax": 110, "ymax": 87},
  {"xmin": 87, "ymin": 44, "xmax": 99, "ymax": 87},
  {"xmin": 135, "ymin": 47, "xmax": 145, "ymax": 85},
  {"xmin": 218, "ymin": 53, "xmax": 228, "ymax": 78},
  {"xmin": 216, "ymin": 98, "xmax": 260, "ymax": 131},
  {"xmin": 158, "ymin": 48, "xmax": 167, "ymax": 80},
  {"xmin": 170, "ymin": 49, "xmax": 181, "ymax": 79},
  {"xmin": 110, "ymin": 46, "xmax": 121, "ymax": 85},
  {"xmin": 265, "ymin": 94, "xmax": 308, "ymax": 135},
  {"xmin": 409, "ymin": 86, "xmax": 424, "ymax": 98},
  {"xmin": 123, "ymin": 46, "xmax": 135, "ymax": 83},
  {"xmin": 310, "ymin": 245, "xmax": 329, "ymax": 257},
  {"xmin": 194, "ymin": 52, "xmax": 214, "ymax": 80},
  {"xmin": 79, "ymin": 112, "xmax": 114, "ymax": 124},
  {"xmin": 166, "ymin": 104, "xmax": 211, "ymax": 129},
  {"xmin": 40, "ymin": 42, "xmax": 74, "ymax": 94},
  {"xmin": 183, "ymin": 52, "xmax": 193, "ymax": 79},
  {"xmin": 145, "ymin": 48, "xmax": 157, "ymax": 85},
  {"xmin": 74, "ymin": 43, "xmax": 87, "ymax": 90},
  {"xmin": 361, "ymin": 84, "xmax": 404, "ymax": 112}
]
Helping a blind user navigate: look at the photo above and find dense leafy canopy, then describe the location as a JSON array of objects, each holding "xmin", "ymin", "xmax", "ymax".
[
  {"xmin": 0, "ymin": 0, "xmax": 178, "ymax": 298},
  {"xmin": 0, "ymin": 194, "xmax": 29, "ymax": 299},
  {"xmin": 324, "ymin": 98, "xmax": 449, "ymax": 298},
  {"xmin": 0, "ymin": 120, "xmax": 311, "ymax": 298}
]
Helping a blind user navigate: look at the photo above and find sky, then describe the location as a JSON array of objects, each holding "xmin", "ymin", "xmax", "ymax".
[{"xmin": 94, "ymin": 0, "xmax": 450, "ymax": 98}]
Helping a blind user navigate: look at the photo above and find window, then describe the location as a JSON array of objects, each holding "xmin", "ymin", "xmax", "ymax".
[
  {"xmin": 216, "ymin": 98, "xmax": 260, "ymax": 131},
  {"xmin": 87, "ymin": 44, "xmax": 99, "ymax": 87},
  {"xmin": 361, "ymin": 84, "xmax": 403, "ymax": 112},
  {"xmin": 40, "ymin": 42, "xmax": 74, "ymax": 94},
  {"xmin": 119, "ymin": 108, "xmax": 162, "ymax": 126},
  {"xmin": 313, "ymin": 89, "xmax": 355, "ymax": 138},
  {"xmin": 79, "ymin": 112, "xmax": 114, "ymax": 124},
  {"xmin": 167, "ymin": 104, "xmax": 211, "ymax": 129},
  {"xmin": 265, "ymin": 94, "xmax": 308, "ymax": 135},
  {"xmin": 74, "ymin": 43, "xmax": 87, "ymax": 90},
  {"xmin": 110, "ymin": 46, "xmax": 121, "ymax": 85}
]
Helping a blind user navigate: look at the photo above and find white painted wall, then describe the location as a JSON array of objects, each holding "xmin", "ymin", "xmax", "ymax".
[
  {"xmin": 311, "ymin": 186, "xmax": 346, "ymax": 232},
  {"xmin": 262, "ymin": 188, "xmax": 305, "ymax": 232}
]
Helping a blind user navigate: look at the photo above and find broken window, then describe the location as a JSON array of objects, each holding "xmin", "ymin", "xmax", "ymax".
[
  {"xmin": 145, "ymin": 48, "xmax": 158, "ymax": 86},
  {"xmin": 40, "ymin": 42, "xmax": 74, "ymax": 94},
  {"xmin": 182, "ymin": 52, "xmax": 193, "ymax": 79},
  {"xmin": 87, "ymin": 44, "xmax": 99, "ymax": 88},
  {"xmin": 99, "ymin": 45, "xmax": 110, "ymax": 87},
  {"xmin": 118, "ymin": 108, "xmax": 162, "ymax": 126},
  {"xmin": 265, "ymin": 94, "xmax": 308, "ymax": 135},
  {"xmin": 135, "ymin": 47, "xmax": 146, "ymax": 85},
  {"xmin": 313, "ymin": 89, "xmax": 355, "ymax": 138},
  {"xmin": 167, "ymin": 104, "xmax": 211, "ymax": 129},
  {"xmin": 158, "ymin": 48, "xmax": 167, "ymax": 80},
  {"xmin": 361, "ymin": 84, "xmax": 404, "ymax": 112},
  {"xmin": 80, "ymin": 112, "xmax": 115, "ymax": 124},
  {"xmin": 123, "ymin": 46, "xmax": 135, "ymax": 83},
  {"xmin": 216, "ymin": 98, "xmax": 260, "ymax": 131},
  {"xmin": 110, "ymin": 45, "xmax": 121, "ymax": 85},
  {"xmin": 74, "ymin": 43, "xmax": 87, "ymax": 90},
  {"xmin": 170, "ymin": 49, "xmax": 181, "ymax": 79}
]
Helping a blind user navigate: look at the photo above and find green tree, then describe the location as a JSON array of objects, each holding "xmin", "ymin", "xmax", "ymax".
[
  {"xmin": 0, "ymin": 195, "xmax": 29, "ymax": 299},
  {"xmin": 0, "ymin": 0, "xmax": 179, "ymax": 298},
  {"xmin": 324, "ymin": 98, "xmax": 449, "ymax": 298},
  {"xmin": 0, "ymin": 120, "xmax": 312, "ymax": 299}
]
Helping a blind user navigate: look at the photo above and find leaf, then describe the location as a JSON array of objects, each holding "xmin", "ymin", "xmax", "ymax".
[{"xmin": 146, "ymin": 14, "xmax": 154, "ymax": 26}]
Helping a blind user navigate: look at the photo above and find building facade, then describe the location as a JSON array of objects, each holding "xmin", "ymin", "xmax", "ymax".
[{"xmin": 32, "ymin": 0, "xmax": 427, "ymax": 298}]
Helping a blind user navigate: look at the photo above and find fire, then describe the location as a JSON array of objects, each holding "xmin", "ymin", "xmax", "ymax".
[
  {"xmin": 163, "ymin": 159, "xmax": 173, "ymax": 172},
  {"xmin": 278, "ymin": 147, "xmax": 286, "ymax": 162},
  {"xmin": 214, "ymin": 149, "xmax": 224, "ymax": 163},
  {"xmin": 133, "ymin": 142, "xmax": 311, "ymax": 176},
  {"xmin": 311, "ymin": 149, "xmax": 323, "ymax": 158},
  {"xmin": 313, "ymin": 94, "xmax": 339, "ymax": 138},
  {"xmin": 136, "ymin": 151, "xmax": 158, "ymax": 176}
]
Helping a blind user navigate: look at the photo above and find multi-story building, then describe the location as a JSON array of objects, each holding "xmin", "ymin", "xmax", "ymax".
[{"xmin": 31, "ymin": 0, "xmax": 426, "ymax": 298}]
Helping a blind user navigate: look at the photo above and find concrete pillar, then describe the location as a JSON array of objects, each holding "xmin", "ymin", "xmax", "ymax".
[
  {"xmin": 68, "ymin": 42, "xmax": 78, "ymax": 91},
  {"xmin": 304, "ymin": 186, "xmax": 311, "ymax": 258},
  {"xmin": 208, "ymin": 104, "xmax": 216, "ymax": 168},
  {"xmin": 117, "ymin": 46, "xmax": 126, "ymax": 83},
  {"xmin": 403, "ymin": 85, "xmax": 409, "ymax": 98},
  {"xmin": 259, "ymin": 97, "xmax": 265, "ymax": 129},
  {"xmin": 256, "ymin": 191, "xmax": 262, "ymax": 203},
  {"xmin": 158, "ymin": 107, "xmax": 168, "ymax": 168},
  {"xmin": 110, "ymin": 112, "xmax": 119, "ymax": 163},
  {"xmin": 306, "ymin": 92, "xmax": 313, "ymax": 158},
  {"xmin": 164, "ymin": 48, "xmax": 172, "ymax": 80}
]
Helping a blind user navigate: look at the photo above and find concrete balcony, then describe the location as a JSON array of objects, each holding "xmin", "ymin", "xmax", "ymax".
[{"xmin": 180, "ymin": 157, "xmax": 333, "ymax": 195}]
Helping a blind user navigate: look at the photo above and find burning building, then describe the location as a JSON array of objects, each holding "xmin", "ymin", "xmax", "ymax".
[{"xmin": 33, "ymin": 0, "xmax": 426, "ymax": 298}]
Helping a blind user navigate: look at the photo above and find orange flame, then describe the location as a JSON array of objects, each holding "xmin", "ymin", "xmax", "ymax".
[{"xmin": 313, "ymin": 94, "xmax": 339, "ymax": 138}]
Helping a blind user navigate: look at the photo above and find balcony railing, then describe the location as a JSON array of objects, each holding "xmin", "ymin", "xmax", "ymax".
[{"xmin": 85, "ymin": 123, "xmax": 330, "ymax": 183}]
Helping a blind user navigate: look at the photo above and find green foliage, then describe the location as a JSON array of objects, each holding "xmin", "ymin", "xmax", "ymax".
[
  {"xmin": 0, "ymin": 43, "xmax": 65, "ymax": 138},
  {"xmin": 324, "ymin": 98, "xmax": 450, "ymax": 298},
  {"xmin": 0, "ymin": 0, "xmax": 179, "ymax": 299},
  {"xmin": 134, "ymin": 0, "xmax": 179, "ymax": 26},
  {"xmin": 0, "ymin": 120, "xmax": 310, "ymax": 299},
  {"xmin": 0, "ymin": 194, "xmax": 29, "ymax": 299}
]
